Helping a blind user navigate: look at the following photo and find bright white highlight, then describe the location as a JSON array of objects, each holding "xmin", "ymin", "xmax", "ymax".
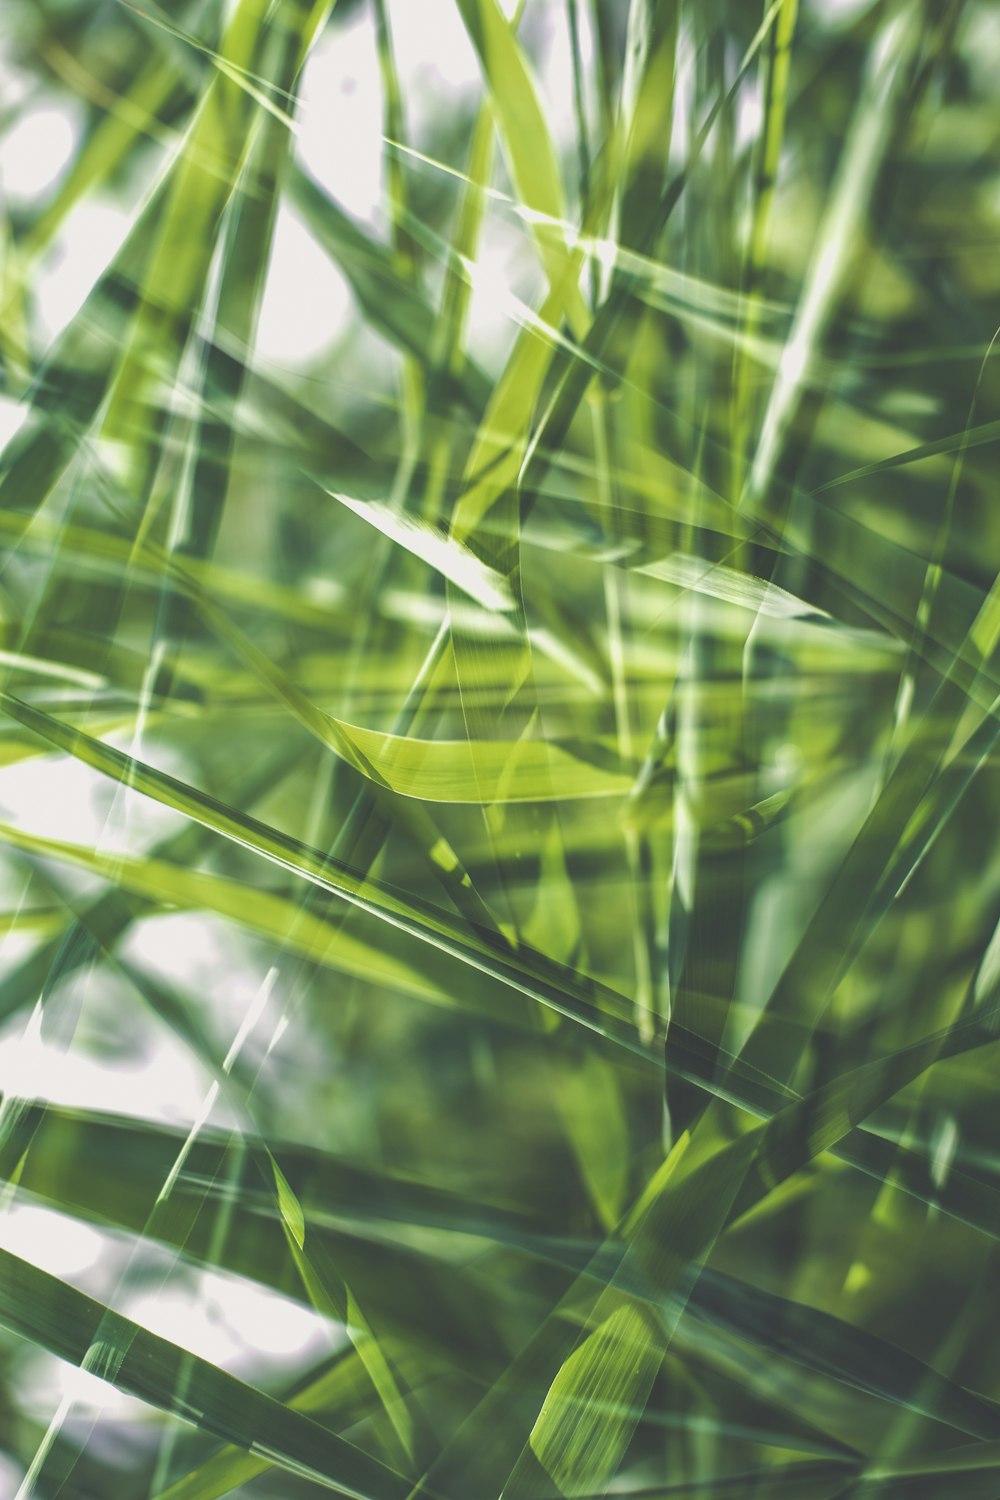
[
  {"xmin": 255, "ymin": 204, "xmax": 353, "ymax": 365},
  {"xmin": 0, "ymin": 106, "xmax": 78, "ymax": 203},
  {"xmin": 296, "ymin": 14, "xmax": 385, "ymax": 228},
  {"xmin": 0, "ymin": 1206, "xmax": 103, "ymax": 1281}
]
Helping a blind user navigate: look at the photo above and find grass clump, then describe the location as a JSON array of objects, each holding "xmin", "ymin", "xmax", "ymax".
[{"xmin": 2, "ymin": 1, "xmax": 1000, "ymax": 1497}]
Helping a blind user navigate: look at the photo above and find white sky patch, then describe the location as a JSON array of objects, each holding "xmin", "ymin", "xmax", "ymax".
[
  {"xmin": 0, "ymin": 755, "xmax": 111, "ymax": 850},
  {"xmin": 0, "ymin": 941, "xmax": 225, "ymax": 1136},
  {"xmin": 0, "ymin": 104, "xmax": 80, "ymax": 205},
  {"xmin": 0, "ymin": 1205, "xmax": 104, "ymax": 1281},
  {"xmin": 32, "ymin": 200, "xmax": 133, "ymax": 347},
  {"xmin": 15, "ymin": 1270, "xmax": 331, "ymax": 1431},
  {"xmin": 121, "ymin": 910, "xmax": 239, "ymax": 993},
  {"xmin": 0, "ymin": 396, "xmax": 29, "ymax": 455},
  {"xmin": 255, "ymin": 203, "xmax": 353, "ymax": 366},
  {"xmin": 0, "ymin": 747, "xmax": 182, "ymax": 854},
  {"xmin": 129, "ymin": 1271, "xmax": 331, "ymax": 1375},
  {"xmin": 296, "ymin": 13, "xmax": 385, "ymax": 229},
  {"xmin": 185, "ymin": 1267, "xmax": 335, "ymax": 1362},
  {"xmin": 121, "ymin": 910, "xmax": 282, "ymax": 1066},
  {"xmin": 385, "ymin": 0, "xmax": 580, "ymax": 169},
  {"xmin": 463, "ymin": 220, "xmax": 536, "ymax": 366},
  {"xmin": 384, "ymin": 0, "xmax": 480, "ymax": 138},
  {"xmin": 126, "ymin": 1284, "xmax": 245, "ymax": 1369},
  {"xmin": 0, "ymin": 1011, "xmax": 213, "ymax": 1127},
  {"xmin": 15, "ymin": 1360, "xmax": 141, "ymax": 1441}
]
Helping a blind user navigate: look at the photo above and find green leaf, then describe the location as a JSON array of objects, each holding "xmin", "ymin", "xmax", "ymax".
[{"xmin": 0, "ymin": 1248, "xmax": 413, "ymax": 1500}]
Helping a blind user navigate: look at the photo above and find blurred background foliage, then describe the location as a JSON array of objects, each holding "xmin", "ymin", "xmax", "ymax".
[{"xmin": 2, "ymin": 0, "xmax": 1000, "ymax": 1495}]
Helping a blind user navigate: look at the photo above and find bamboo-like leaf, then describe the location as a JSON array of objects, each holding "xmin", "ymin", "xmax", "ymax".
[
  {"xmin": 327, "ymin": 488, "xmax": 516, "ymax": 612},
  {"xmin": 5, "ymin": 2, "xmax": 1000, "ymax": 1494},
  {"xmin": 0, "ymin": 1249, "xmax": 413, "ymax": 1499},
  {"xmin": 453, "ymin": 0, "xmax": 589, "ymax": 332}
]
